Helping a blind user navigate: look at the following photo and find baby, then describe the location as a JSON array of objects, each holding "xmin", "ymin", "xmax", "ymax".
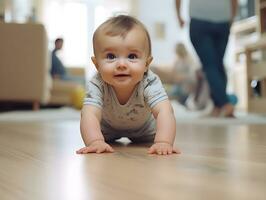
[{"xmin": 76, "ymin": 15, "xmax": 180, "ymax": 155}]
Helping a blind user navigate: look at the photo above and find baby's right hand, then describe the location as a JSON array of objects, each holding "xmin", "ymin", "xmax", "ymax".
[{"xmin": 76, "ymin": 140, "xmax": 114, "ymax": 154}]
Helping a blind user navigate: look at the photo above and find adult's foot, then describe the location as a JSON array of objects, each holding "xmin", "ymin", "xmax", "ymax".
[{"xmin": 219, "ymin": 103, "xmax": 235, "ymax": 118}]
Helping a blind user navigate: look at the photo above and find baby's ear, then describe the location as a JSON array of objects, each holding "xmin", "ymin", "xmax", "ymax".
[
  {"xmin": 146, "ymin": 56, "xmax": 153, "ymax": 67},
  {"xmin": 91, "ymin": 56, "xmax": 99, "ymax": 69}
]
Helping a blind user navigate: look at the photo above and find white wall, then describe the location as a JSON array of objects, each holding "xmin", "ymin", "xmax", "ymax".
[{"xmin": 136, "ymin": 0, "xmax": 193, "ymax": 66}]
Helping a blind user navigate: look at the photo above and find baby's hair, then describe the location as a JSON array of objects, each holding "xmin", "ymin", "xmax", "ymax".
[{"xmin": 93, "ymin": 15, "xmax": 152, "ymax": 56}]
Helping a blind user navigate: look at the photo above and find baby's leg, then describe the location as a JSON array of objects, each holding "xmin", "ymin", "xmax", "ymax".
[
  {"xmin": 128, "ymin": 134, "xmax": 155, "ymax": 144},
  {"xmin": 101, "ymin": 122, "xmax": 121, "ymax": 143},
  {"xmin": 128, "ymin": 117, "xmax": 156, "ymax": 143},
  {"xmin": 102, "ymin": 131, "xmax": 121, "ymax": 143},
  {"xmin": 103, "ymin": 136, "xmax": 121, "ymax": 143}
]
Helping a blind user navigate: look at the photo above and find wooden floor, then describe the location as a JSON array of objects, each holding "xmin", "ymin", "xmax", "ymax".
[{"xmin": 0, "ymin": 119, "xmax": 266, "ymax": 200}]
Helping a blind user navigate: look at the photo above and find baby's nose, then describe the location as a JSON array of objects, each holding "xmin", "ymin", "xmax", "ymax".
[{"xmin": 117, "ymin": 58, "xmax": 127, "ymax": 68}]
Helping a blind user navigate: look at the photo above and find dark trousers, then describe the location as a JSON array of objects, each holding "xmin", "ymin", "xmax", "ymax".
[{"xmin": 189, "ymin": 18, "xmax": 230, "ymax": 108}]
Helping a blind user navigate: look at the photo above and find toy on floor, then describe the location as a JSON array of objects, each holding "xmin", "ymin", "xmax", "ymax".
[{"xmin": 71, "ymin": 86, "xmax": 85, "ymax": 109}]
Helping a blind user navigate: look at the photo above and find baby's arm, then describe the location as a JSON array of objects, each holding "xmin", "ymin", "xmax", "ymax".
[
  {"xmin": 148, "ymin": 100, "xmax": 181, "ymax": 155},
  {"xmin": 76, "ymin": 105, "xmax": 114, "ymax": 154}
]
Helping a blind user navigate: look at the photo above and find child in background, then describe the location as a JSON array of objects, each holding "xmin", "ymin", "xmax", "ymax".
[
  {"xmin": 169, "ymin": 43, "xmax": 198, "ymax": 105},
  {"xmin": 171, "ymin": 43, "xmax": 237, "ymax": 113},
  {"xmin": 76, "ymin": 15, "xmax": 180, "ymax": 155},
  {"xmin": 151, "ymin": 43, "xmax": 211, "ymax": 111}
]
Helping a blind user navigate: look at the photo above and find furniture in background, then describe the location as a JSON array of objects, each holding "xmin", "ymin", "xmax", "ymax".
[
  {"xmin": 50, "ymin": 67, "xmax": 85, "ymax": 109},
  {"xmin": 231, "ymin": 17, "xmax": 258, "ymax": 111},
  {"xmin": 245, "ymin": 36, "xmax": 266, "ymax": 113},
  {"xmin": 257, "ymin": 0, "xmax": 266, "ymax": 34},
  {"xmin": 0, "ymin": 22, "xmax": 85, "ymax": 110},
  {"xmin": 0, "ymin": 23, "xmax": 51, "ymax": 110},
  {"xmin": 231, "ymin": 0, "xmax": 266, "ymax": 113}
]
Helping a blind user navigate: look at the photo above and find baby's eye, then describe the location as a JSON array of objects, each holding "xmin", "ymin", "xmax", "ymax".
[
  {"xmin": 106, "ymin": 53, "xmax": 116, "ymax": 60},
  {"xmin": 128, "ymin": 53, "xmax": 138, "ymax": 60}
]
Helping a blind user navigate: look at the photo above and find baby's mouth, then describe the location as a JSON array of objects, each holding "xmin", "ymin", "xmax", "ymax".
[{"xmin": 114, "ymin": 74, "xmax": 130, "ymax": 77}]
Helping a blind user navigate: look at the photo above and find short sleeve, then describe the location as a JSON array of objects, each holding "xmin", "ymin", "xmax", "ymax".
[
  {"xmin": 143, "ymin": 70, "xmax": 168, "ymax": 108},
  {"xmin": 83, "ymin": 74, "xmax": 103, "ymax": 108}
]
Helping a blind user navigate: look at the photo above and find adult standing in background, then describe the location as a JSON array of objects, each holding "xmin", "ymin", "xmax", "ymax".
[{"xmin": 175, "ymin": 0, "xmax": 238, "ymax": 117}]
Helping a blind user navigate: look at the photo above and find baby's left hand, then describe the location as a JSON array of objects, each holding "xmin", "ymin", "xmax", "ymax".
[{"xmin": 148, "ymin": 142, "xmax": 181, "ymax": 155}]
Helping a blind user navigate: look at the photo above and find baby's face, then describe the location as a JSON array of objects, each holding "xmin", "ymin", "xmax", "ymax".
[{"xmin": 92, "ymin": 26, "xmax": 152, "ymax": 90}]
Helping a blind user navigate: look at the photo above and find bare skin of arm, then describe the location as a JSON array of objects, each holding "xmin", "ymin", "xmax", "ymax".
[
  {"xmin": 231, "ymin": 0, "xmax": 238, "ymax": 25},
  {"xmin": 148, "ymin": 100, "xmax": 181, "ymax": 155},
  {"xmin": 77, "ymin": 102, "xmax": 181, "ymax": 155},
  {"xmin": 76, "ymin": 105, "xmax": 114, "ymax": 154},
  {"xmin": 175, "ymin": 0, "xmax": 185, "ymax": 27}
]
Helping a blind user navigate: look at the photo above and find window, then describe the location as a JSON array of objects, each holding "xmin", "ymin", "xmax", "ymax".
[{"xmin": 43, "ymin": 0, "xmax": 89, "ymax": 67}]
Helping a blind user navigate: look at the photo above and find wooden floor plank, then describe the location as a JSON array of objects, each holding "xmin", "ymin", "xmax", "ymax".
[{"xmin": 0, "ymin": 121, "xmax": 266, "ymax": 200}]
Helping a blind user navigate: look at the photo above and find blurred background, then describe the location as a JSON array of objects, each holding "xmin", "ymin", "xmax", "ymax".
[
  {"xmin": 1, "ymin": 0, "xmax": 254, "ymax": 75},
  {"xmin": 1, "ymin": 0, "xmax": 265, "ymax": 115}
]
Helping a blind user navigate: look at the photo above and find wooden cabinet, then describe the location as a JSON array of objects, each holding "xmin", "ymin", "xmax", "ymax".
[
  {"xmin": 257, "ymin": 0, "xmax": 266, "ymax": 34},
  {"xmin": 244, "ymin": 0, "xmax": 266, "ymax": 113},
  {"xmin": 232, "ymin": 0, "xmax": 266, "ymax": 113},
  {"xmin": 231, "ymin": 17, "xmax": 258, "ymax": 111},
  {"xmin": 245, "ymin": 36, "xmax": 266, "ymax": 113}
]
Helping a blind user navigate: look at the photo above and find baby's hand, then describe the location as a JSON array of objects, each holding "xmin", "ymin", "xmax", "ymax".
[
  {"xmin": 148, "ymin": 142, "xmax": 181, "ymax": 155},
  {"xmin": 76, "ymin": 140, "xmax": 114, "ymax": 154}
]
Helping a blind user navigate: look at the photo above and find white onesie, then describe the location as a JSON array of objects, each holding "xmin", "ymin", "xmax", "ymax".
[{"xmin": 84, "ymin": 70, "xmax": 168, "ymax": 141}]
